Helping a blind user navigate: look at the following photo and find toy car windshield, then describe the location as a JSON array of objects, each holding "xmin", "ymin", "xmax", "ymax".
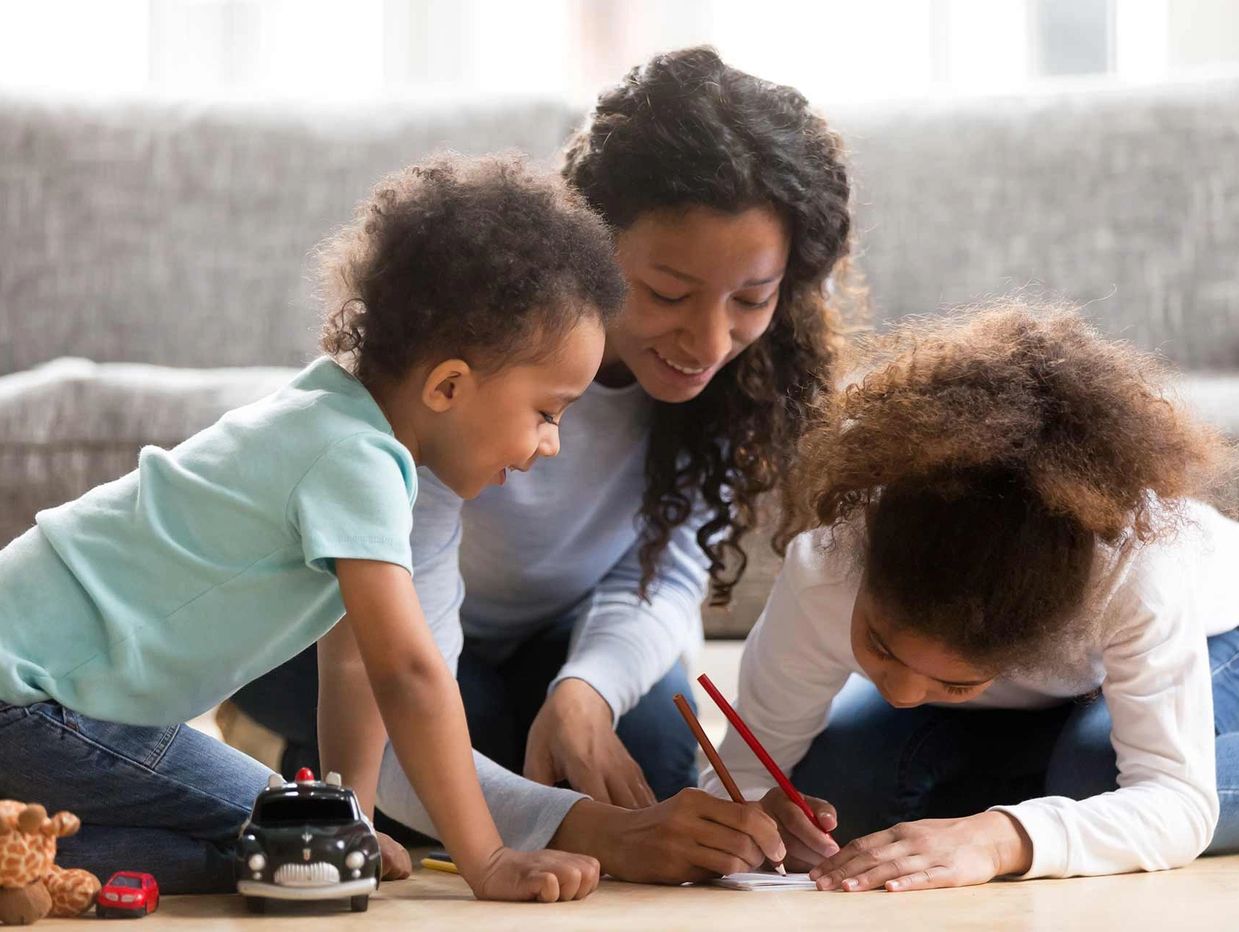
[
  {"xmin": 107, "ymin": 876, "xmax": 143, "ymax": 889},
  {"xmin": 254, "ymin": 797, "xmax": 356, "ymax": 824}
]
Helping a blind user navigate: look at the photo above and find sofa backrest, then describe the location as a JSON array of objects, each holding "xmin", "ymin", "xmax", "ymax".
[
  {"xmin": 835, "ymin": 77, "xmax": 1239, "ymax": 368},
  {"xmin": 0, "ymin": 95, "xmax": 581, "ymax": 377},
  {"xmin": 2, "ymin": 78, "xmax": 1237, "ymax": 377}
]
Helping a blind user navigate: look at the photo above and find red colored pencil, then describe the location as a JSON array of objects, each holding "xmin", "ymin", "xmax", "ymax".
[{"xmin": 697, "ymin": 673, "xmax": 829, "ymax": 835}]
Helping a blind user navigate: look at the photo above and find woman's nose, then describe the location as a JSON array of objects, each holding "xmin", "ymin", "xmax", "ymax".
[{"xmin": 683, "ymin": 301, "xmax": 732, "ymax": 366}]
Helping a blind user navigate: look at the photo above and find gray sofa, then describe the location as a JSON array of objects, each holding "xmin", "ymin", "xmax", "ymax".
[{"xmin": 2, "ymin": 79, "xmax": 1237, "ymax": 636}]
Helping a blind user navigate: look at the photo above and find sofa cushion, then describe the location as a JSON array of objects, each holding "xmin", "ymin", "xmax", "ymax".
[{"xmin": 0, "ymin": 358, "xmax": 296, "ymax": 547}]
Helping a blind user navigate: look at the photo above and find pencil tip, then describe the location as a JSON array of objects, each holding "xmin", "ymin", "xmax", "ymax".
[{"xmin": 774, "ymin": 862, "xmax": 787, "ymax": 876}]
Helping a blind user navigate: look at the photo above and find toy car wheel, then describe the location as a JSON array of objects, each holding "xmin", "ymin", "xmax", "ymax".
[
  {"xmin": 350, "ymin": 894, "xmax": 369, "ymax": 912},
  {"xmin": 245, "ymin": 896, "xmax": 266, "ymax": 914}
]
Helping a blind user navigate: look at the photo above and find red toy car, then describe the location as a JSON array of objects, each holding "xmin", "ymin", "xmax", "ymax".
[{"xmin": 96, "ymin": 871, "xmax": 159, "ymax": 919}]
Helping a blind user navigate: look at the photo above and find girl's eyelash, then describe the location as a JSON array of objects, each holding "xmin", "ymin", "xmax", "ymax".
[
  {"xmin": 540, "ymin": 412, "xmax": 560, "ymax": 426},
  {"xmin": 943, "ymin": 684, "xmax": 976, "ymax": 696},
  {"xmin": 867, "ymin": 634, "xmax": 892, "ymax": 661}
]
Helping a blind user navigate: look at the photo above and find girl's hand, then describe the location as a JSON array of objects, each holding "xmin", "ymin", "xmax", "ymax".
[
  {"xmin": 755, "ymin": 788, "xmax": 839, "ymax": 871},
  {"xmin": 469, "ymin": 847, "xmax": 601, "ymax": 902},
  {"xmin": 376, "ymin": 831, "xmax": 413, "ymax": 879},
  {"xmin": 809, "ymin": 811, "xmax": 1033, "ymax": 893},
  {"xmin": 550, "ymin": 790, "xmax": 788, "ymax": 884},
  {"xmin": 524, "ymin": 678, "xmax": 656, "ymax": 809}
]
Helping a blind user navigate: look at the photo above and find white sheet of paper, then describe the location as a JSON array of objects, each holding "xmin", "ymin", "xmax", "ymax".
[{"xmin": 712, "ymin": 871, "xmax": 818, "ymax": 891}]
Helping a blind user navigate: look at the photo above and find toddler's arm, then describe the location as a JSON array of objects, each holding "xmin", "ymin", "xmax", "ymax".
[{"xmin": 334, "ymin": 558, "xmax": 600, "ymax": 901}]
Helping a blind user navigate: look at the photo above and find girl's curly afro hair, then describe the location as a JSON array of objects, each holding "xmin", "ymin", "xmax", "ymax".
[{"xmin": 778, "ymin": 304, "xmax": 1229, "ymax": 671}]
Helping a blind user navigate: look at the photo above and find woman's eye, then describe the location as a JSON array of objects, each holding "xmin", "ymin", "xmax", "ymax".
[
  {"xmin": 943, "ymin": 685, "xmax": 975, "ymax": 697},
  {"xmin": 648, "ymin": 287, "xmax": 688, "ymax": 305},
  {"xmin": 735, "ymin": 294, "xmax": 775, "ymax": 310}
]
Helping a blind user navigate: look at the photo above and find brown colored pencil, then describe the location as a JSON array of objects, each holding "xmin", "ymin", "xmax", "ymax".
[{"xmin": 673, "ymin": 692, "xmax": 787, "ymax": 876}]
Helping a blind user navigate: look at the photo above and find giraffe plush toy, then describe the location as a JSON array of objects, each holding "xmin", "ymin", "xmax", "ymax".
[{"xmin": 0, "ymin": 801, "xmax": 99, "ymax": 925}]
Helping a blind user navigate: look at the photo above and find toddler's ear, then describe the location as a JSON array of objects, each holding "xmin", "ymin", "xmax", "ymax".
[{"xmin": 420, "ymin": 358, "xmax": 475, "ymax": 413}]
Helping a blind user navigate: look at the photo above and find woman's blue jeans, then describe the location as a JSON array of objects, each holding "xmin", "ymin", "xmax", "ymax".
[
  {"xmin": 791, "ymin": 628, "xmax": 1239, "ymax": 854},
  {"xmin": 0, "ymin": 700, "xmax": 273, "ymax": 894}
]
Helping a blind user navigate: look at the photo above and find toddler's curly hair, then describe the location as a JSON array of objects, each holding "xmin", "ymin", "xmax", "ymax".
[
  {"xmin": 778, "ymin": 304, "xmax": 1229, "ymax": 671},
  {"xmin": 319, "ymin": 154, "xmax": 626, "ymax": 385}
]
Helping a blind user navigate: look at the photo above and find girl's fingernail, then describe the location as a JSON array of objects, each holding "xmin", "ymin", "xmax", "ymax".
[
  {"xmin": 842, "ymin": 878, "xmax": 858, "ymax": 891},
  {"xmin": 887, "ymin": 880, "xmax": 902, "ymax": 891}
]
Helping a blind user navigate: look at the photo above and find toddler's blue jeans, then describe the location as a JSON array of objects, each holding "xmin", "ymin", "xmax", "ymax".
[{"xmin": 0, "ymin": 699, "xmax": 272, "ymax": 893}]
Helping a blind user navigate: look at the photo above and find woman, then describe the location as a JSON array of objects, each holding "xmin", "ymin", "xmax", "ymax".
[{"xmin": 235, "ymin": 46, "xmax": 858, "ymax": 883}]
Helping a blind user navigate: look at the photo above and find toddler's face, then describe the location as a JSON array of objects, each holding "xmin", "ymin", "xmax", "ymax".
[
  {"xmin": 849, "ymin": 583, "xmax": 997, "ymax": 708},
  {"xmin": 600, "ymin": 205, "xmax": 789, "ymax": 403},
  {"xmin": 432, "ymin": 317, "xmax": 606, "ymax": 499}
]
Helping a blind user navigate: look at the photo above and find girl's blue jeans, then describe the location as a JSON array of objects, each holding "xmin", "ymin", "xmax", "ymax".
[
  {"xmin": 791, "ymin": 628, "xmax": 1239, "ymax": 854},
  {"xmin": 0, "ymin": 699, "xmax": 273, "ymax": 894}
]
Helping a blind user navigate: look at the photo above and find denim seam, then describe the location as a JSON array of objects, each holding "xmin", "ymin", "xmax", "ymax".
[
  {"xmin": 142, "ymin": 725, "xmax": 181, "ymax": 770},
  {"xmin": 26, "ymin": 711, "xmax": 254, "ymax": 819}
]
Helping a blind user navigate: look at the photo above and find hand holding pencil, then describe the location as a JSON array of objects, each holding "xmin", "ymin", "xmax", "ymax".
[{"xmin": 684, "ymin": 675, "xmax": 840, "ymax": 872}]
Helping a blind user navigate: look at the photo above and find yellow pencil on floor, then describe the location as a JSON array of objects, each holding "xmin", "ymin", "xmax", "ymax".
[{"xmin": 420, "ymin": 856, "xmax": 459, "ymax": 875}]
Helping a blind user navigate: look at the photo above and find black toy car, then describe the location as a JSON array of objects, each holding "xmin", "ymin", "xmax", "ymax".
[{"xmin": 235, "ymin": 768, "xmax": 381, "ymax": 913}]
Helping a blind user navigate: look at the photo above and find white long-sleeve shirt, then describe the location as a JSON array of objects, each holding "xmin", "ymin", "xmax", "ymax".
[
  {"xmin": 701, "ymin": 501, "xmax": 1239, "ymax": 878},
  {"xmin": 377, "ymin": 379, "xmax": 711, "ymax": 848}
]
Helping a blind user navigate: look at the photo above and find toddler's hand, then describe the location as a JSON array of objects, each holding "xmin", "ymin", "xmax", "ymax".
[
  {"xmin": 376, "ymin": 831, "xmax": 412, "ymax": 880},
  {"xmin": 469, "ymin": 847, "xmax": 601, "ymax": 902}
]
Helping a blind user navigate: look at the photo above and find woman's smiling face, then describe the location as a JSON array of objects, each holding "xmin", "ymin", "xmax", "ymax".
[{"xmin": 598, "ymin": 205, "xmax": 790, "ymax": 402}]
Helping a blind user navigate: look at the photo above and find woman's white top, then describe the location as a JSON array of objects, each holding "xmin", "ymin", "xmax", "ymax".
[{"xmin": 701, "ymin": 501, "xmax": 1239, "ymax": 878}]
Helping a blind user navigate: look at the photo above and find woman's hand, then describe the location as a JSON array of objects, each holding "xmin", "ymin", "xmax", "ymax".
[
  {"xmin": 550, "ymin": 790, "xmax": 788, "ymax": 884},
  {"xmin": 755, "ymin": 788, "xmax": 839, "ymax": 871},
  {"xmin": 524, "ymin": 678, "xmax": 656, "ymax": 809},
  {"xmin": 468, "ymin": 847, "xmax": 601, "ymax": 902},
  {"xmin": 809, "ymin": 811, "xmax": 1033, "ymax": 893},
  {"xmin": 376, "ymin": 831, "xmax": 413, "ymax": 880}
]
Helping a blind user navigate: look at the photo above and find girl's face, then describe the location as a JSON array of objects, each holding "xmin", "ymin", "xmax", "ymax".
[
  {"xmin": 600, "ymin": 205, "xmax": 790, "ymax": 403},
  {"xmin": 849, "ymin": 583, "xmax": 997, "ymax": 707}
]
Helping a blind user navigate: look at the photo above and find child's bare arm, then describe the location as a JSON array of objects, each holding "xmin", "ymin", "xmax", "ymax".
[
  {"xmin": 334, "ymin": 558, "xmax": 599, "ymax": 901},
  {"xmin": 317, "ymin": 616, "xmax": 386, "ymax": 816},
  {"xmin": 335, "ymin": 558, "xmax": 502, "ymax": 872}
]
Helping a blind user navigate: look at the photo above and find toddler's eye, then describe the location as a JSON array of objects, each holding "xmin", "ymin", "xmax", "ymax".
[{"xmin": 540, "ymin": 411, "xmax": 560, "ymax": 426}]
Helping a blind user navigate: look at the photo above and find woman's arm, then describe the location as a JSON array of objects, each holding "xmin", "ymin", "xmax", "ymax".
[{"xmin": 524, "ymin": 520, "xmax": 708, "ymax": 806}]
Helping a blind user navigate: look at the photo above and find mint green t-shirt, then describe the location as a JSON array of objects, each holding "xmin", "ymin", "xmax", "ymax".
[{"xmin": 0, "ymin": 357, "xmax": 417, "ymax": 726}]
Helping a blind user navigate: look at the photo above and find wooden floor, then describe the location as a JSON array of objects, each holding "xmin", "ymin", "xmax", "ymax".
[{"xmin": 34, "ymin": 854, "xmax": 1239, "ymax": 931}]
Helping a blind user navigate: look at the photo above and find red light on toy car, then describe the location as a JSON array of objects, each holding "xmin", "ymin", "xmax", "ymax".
[{"xmin": 295, "ymin": 768, "xmax": 316, "ymax": 783}]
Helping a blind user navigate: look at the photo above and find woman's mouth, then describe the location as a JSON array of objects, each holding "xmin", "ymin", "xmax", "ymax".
[{"xmin": 651, "ymin": 348, "xmax": 712, "ymax": 383}]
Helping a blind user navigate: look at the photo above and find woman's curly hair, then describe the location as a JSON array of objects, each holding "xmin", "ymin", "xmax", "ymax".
[
  {"xmin": 319, "ymin": 154, "xmax": 626, "ymax": 386},
  {"xmin": 777, "ymin": 304, "xmax": 1229, "ymax": 671},
  {"xmin": 563, "ymin": 46, "xmax": 861, "ymax": 603}
]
